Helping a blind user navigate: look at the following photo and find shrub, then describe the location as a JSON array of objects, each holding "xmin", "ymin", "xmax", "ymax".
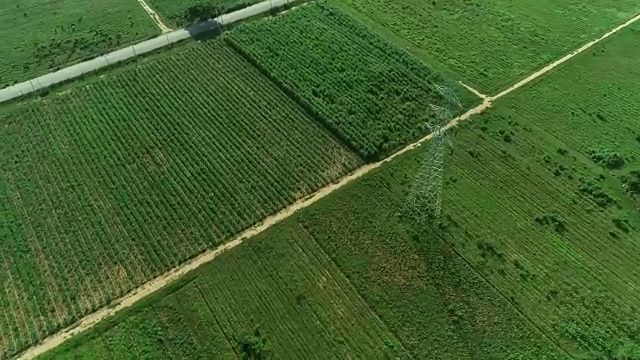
[
  {"xmin": 238, "ymin": 326, "xmax": 271, "ymax": 360},
  {"xmin": 589, "ymin": 147, "xmax": 625, "ymax": 170}
]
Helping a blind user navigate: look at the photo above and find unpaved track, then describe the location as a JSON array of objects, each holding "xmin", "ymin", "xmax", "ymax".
[
  {"xmin": 18, "ymin": 11, "xmax": 640, "ymax": 360},
  {"xmin": 136, "ymin": 0, "xmax": 172, "ymax": 32},
  {"xmin": 459, "ymin": 81, "xmax": 487, "ymax": 99}
]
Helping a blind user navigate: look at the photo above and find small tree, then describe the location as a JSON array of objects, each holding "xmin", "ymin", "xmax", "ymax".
[{"xmin": 237, "ymin": 326, "xmax": 270, "ymax": 360}]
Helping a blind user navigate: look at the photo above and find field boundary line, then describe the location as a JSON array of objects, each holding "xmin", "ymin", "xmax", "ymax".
[
  {"xmin": 17, "ymin": 11, "xmax": 640, "ymax": 360},
  {"xmin": 193, "ymin": 282, "xmax": 241, "ymax": 359},
  {"xmin": 135, "ymin": 0, "xmax": 173, "ymax": 33}
]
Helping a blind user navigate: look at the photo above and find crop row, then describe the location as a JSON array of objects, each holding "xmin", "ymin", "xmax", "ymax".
[
  {"xmin": 227, "ymin": 3, "xmax": 456, "ymax": 160},
  {"xmin": 0, "ymin": 39, "xmax": 361, "ymax": 358}
]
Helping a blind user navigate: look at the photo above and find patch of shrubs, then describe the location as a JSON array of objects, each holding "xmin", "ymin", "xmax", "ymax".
[
  {"xmin": 534, "ymin": 213, "xmax": 567, "ymax": 234},
  {"xmin": 579, "ymin": 179, "xmax": 617, "ymax": 208},
  {"xmin": 589, "ymin": 147, "xmax": 625, "ymax": 170},
  {"xmin": 173, "ymin": 3, "xmax": 221, "ymax": 26},
  {"xmin": 622, "ymin": 170, "xmax": 640, "ymax": 198},
  {"xmin": 476, "ymin": 241, "xmax": 505, "ymax": 262},
  {"xmin": 612, "ymin": 218, "xmax": 632, "ymax": 233}
]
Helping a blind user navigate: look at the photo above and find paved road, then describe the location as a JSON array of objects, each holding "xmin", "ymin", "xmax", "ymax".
[{"xmin": 0, "ymin": 0, "xmax": 292, "ymax": 104}]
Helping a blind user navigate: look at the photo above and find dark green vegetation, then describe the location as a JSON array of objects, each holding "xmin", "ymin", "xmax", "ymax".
[
  {"xmin": 39, "ymin": 220, "xmax": 405, "ymax": 359},
  {"xmin": 148, "ymin": 0, "xmax": 259, "ymax": 27},
  {"xmin": 0, "ymin": 0, "xmax": 158, "ymax": 88},
  {"xmin": 335, "ymin": 0, "xmax": 640, "ymax": 92},
  {"xmin": 228, "ymin": 3, "xmax": 476, "ymax": 160},
  {"xmin": 0, "ymin": 39, "xmax": 361, "ymax": 358}
]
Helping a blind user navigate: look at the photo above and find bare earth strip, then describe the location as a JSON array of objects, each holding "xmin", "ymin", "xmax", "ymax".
[
  {"xmin": 135, "ymin": 0, "xmax": 173, "ymax": 32},
  {"xmin": 18, "ymin": 11, "xmax": 640, "ymax": 360},
  {"xmin": 459, "ymin": 81, "xmax": 487, "ymax": 99}
]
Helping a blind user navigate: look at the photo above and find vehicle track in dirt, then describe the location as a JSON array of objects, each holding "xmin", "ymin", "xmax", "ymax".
[
  {"xmin": 18, "ymin": 11, "xmax": 640, "ymax": 360},
  {"xmin": 135, "ymin": 0, "xmax": 172, "ymax": 33}
]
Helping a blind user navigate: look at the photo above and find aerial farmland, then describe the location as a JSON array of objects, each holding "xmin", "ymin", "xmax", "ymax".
[{"xmin": 0, "ymin": 0, "xmax": 639, "ymax": 359}]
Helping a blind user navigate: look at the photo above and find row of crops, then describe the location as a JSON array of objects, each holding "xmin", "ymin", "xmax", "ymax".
[
  {"xmin": 0, "ymin": 39, "xmax": 362, "ymax": 358},
  {"xmin": 40, "ymin": 219, "xmax": 401, "ymax": 359},
  {"xmin": 227, "ymin": 3, "xmax": 466, "ymax": 160}
]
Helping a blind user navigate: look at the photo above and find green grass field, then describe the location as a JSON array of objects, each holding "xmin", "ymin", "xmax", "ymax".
[
  {"xmin": 0, "ymin": 39, "xmax": 361, "ymax": 358},
  {"xmin": 39, "ymin": 221, "xmax": 405, "ymax": 359},
  {"xmin": 0, "ymin": 0, "xmax": 158, "ymax": 88},
  {"xmin": 148, "ymin": 0, "xmax": 260, "ymax": 27},
  {"xmin": 334, "ymin": 0, "xmax": 640, "ymax": 93},
  {"xmin": 440, "ymin": 22, "xmax": 640, "ymax": 358},
  {"xmin": 228, "ymin": 3, "xmax": 477, "ymax": 160}
]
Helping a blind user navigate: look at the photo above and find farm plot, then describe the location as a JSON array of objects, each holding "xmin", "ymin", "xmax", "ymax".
[
  {"xmin": 334, "ymin": 0, "xmax": 640, "ymax": 93},
  {"xmin": 40, "ymin": 221, "xmax": 405, "ymax": 359},
  {"xmin": 0, "ymin": 0, "xmax": 158, "ymax": 88},
  {"xmin": 227, "ymin": 3, "xmax": 477, "ymax": 160},
  {"xmin": 294, "ymin": 166, "xmax": 565, "ymax": 359},
  {"xmin": 440, "ymin": 22, "xmax": 640, "ymax": 358},
  {"xmin": 147, "ymin": 0, "xmax": 260, "ymax": 27},
  {"xmin": 0, "ymin": 39, "xmax": 361, "ymax": 358}
]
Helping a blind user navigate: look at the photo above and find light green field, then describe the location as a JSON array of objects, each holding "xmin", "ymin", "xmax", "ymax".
[
  {"xmin": 0, "ymin": 39, "xmax": 361, "ymax": 358},
  {"xmin": 334, "ymin": 0, "xmax": 640, "ymax": 93},
  {"xmin": 0, "ymin": 0, "xmax": 158, "ymax": 88},
  {"xmin": 440, "ymin": 22, "xmax": 640, "ymax": 357},
  {"xmin": 39, "ymin": 222, "xmax": 406, "ymax": 359}
]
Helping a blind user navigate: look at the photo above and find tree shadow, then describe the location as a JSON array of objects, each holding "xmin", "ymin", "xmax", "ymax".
[{"xmin": 187, "ymin": 19, "xmax": 223, "ymax": 41}]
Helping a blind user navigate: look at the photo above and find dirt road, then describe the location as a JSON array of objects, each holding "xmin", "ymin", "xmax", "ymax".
[
  {"xmin": 459, "ymin": 82, "xmax": 487, "ymax": 99},
  {"xmin": 136, "ymin": 0, "xmax": 172, "ymax": 33},
  {"xmin": 18, "ymin": 11, "xmax": 640, "ymax": 360}
]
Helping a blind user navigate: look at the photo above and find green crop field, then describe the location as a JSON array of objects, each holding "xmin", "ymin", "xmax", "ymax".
[
  {"xmin": 0, "ymin": 39, "xmax": 361, "ymax": 358},
  {"xmin": 295, "ymin": 171, "xmax": 566, "ymax": 359},
  {"xmin": 41, "ymin": 20, "xmax": 640, "ymax": 359},
  {"xmin": 440, "ymin": 23, "xmax": 640, "ymax": 358},
  {"xmin": 148, "ymin": 0, "xmax": 260, "ymax": 27},
  {"xmin": 334, "ymin": 0, "xmax": 640, "ymax": 93},
  {"xmin": 39, "ymin": 221, "xmax": 405, "ymax": 359},
  {"xmin": 228, "ymin": 3, "xmax": 477, "ymax": 160},
  {"xmin": 0, "ymin": 0, "xmax": 158, "ymax": 88}
]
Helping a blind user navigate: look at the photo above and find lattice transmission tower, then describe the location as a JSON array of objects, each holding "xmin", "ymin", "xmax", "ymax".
[{"xmin": 406, "ymin": 84, "xmax": 462, "ymax": 222}]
